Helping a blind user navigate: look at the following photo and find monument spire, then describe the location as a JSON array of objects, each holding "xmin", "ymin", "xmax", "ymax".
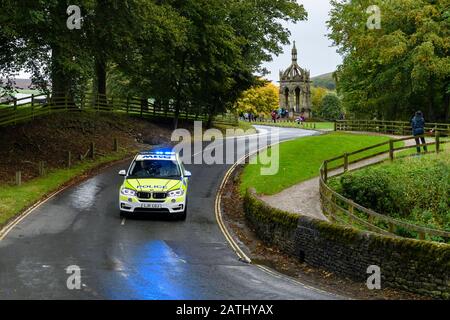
[{"xmin": 291, "ymin": 41, "xmax": 297, "ymax": 63}]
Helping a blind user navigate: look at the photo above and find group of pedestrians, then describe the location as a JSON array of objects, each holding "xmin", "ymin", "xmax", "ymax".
[
  {"xmin": 240, "ymin": 112, "xmax": 258, "ymax": 122},
  {"xmin": 270, "ymin": 108, "xmax": 289, "ymax": 123}
]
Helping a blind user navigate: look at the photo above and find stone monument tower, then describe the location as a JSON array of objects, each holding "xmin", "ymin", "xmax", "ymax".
[{"xmin": 279, "ymin": 41, "xmax": 311, "ymax": 118}]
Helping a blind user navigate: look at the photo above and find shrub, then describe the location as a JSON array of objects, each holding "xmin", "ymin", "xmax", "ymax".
[{"xmin": 330, "ymin": 152, "xmax": 450, "ymax": 231}]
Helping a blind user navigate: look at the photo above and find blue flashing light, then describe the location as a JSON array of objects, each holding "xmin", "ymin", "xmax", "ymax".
[{"xmin": 140, "ymin": 148, "xmax": 175, "ymax": 156}]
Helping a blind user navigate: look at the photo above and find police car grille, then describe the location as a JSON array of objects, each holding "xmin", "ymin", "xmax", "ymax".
[
  {"xmin": 153, "ymin": 192, "xmax": 167, "ymax": 199},
  {"xmin": 137, "ymin": 192, "xmax": 151, "ymax": 199}
]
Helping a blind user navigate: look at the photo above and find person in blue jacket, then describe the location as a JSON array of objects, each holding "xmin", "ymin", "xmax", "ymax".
[{"xmin": 411, "ymin": 111, "xmax": 427, "ymax": 153}]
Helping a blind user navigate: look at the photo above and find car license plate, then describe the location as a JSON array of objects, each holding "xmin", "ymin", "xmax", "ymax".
[{"xmin": 142, "ymin": 203, "xmax": 162, "ymax": 209}]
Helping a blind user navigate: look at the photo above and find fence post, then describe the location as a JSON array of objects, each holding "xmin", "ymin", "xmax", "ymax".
[
  {"xmin": 389, "ymin": 140, "xmax": 394, "ymax": 161},
  {"xmin": 67, "ymin": 151, "xmax": 72, "ymax": 168},
  {"xmin": 113, "ymin": 138, "xmax": 119, "ymax": 152},
  {"xmin": 15, "ymin": 171, "xmax": 22, "ymax": 186},
  {"xmin": 330, "ymin": 194, "xmax": 336, "ymax": 216},
  {"xmin": 90, "ymin": 142, "xmax": 95, "ymax": 159},
  {"xmin": 38, "ymin": 161, "xmax": 45, "ymax": 176},
  {"xmin": 65, "ymin": 94, "xmax": 68, "ymax": 111},
  {"xmin": 344, "ymin": 153, "xmax": 349, "ymax": 172},
  {"xmin": 388, "ymin": 222, "xmax": 396, "ymax": 234},
  {"xmin": 418, "ymin": 232, "xmax": 425, "ymax": 241},
  {"xmin": 348, "ymin": 202, "xmax": 354, "ymax": 224},
  {"xmin": 435, "ymin": 131, "xmax": 440, "ymax": 154},
  {"xmin": 323, "ymin": 160, "xmax": 328, "ymax": 183},
  {"xmin": 334, "ymin": 121, "xmax": 337, "ymax": 131},
  {"xmin": 13, "ymin": 98, "xmax": 17, "ymax": 125},
  {"xmin": 31, "ymin": 94, "xmax": 35, "ymax": 120}
]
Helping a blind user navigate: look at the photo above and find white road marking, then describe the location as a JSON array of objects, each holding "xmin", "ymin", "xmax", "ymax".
[{"xmin": 121, "ymin": 218, "xmax": 126, "ymax": 226}]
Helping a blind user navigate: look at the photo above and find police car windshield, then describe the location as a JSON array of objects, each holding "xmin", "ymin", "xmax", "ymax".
[{"xmin": 129, "ymin": 160, "xmax": 181, "ymax": 179}]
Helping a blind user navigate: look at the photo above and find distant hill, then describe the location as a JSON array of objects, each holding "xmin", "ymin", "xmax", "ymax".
[{"xmin": 311, "ymin": 72, "xmax": 336, "ymax": 90}]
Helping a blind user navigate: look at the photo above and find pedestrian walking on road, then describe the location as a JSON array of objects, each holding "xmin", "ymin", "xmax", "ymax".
[{"xmin": 411, "ymin": 110, "xmax": 428, "ymax": 153}]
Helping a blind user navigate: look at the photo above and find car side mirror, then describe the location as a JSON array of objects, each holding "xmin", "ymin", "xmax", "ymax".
[
  {"xmin": 119, "ymin": 170, "xmax": 127, "ymax": 176},
  {"xmin": 184, "ymin": 170, "xmax": 192, "ymax": 178}
]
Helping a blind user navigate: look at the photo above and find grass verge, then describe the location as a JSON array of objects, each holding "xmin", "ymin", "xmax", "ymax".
[
  {"xmin": 214, "ymin": 120, "xmax": 257, "ymax": 136},
  {"xmin": 253, "ymin": 121, "xmax": 334, "ymax": 130},
  {"xmin": 240, "ymin": 132, "xmax": 403, "ymax": 195},
  {"xmin": 0, "ymin": 150, "xmax": 133, "ymax": 229}
]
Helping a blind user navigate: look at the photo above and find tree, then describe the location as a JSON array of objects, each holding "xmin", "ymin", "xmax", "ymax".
[
  {"xmin": 328, "ymin": 0, "xmax": 450, "ymax": 122},
  {"xmin": 311, "ymin": 87, "xmax": 328, "ymax": 115},
  {"xmin": 320, "ymin": 93, "xmax": 342, "ymax": 120},
  {"xmin": 108, "ymin": 0, "xmax": 307, "ymax": 128},
  {"xmin": 235, "ymin": 82, "xmax": 279, "ymax": 116},
  {"xmin": 1, "ymin": 0, "xmax": 307, "ymax": 127},
  {"xmin": 0, "ymin": 0, "xmax": 92, "ymax": 98}
]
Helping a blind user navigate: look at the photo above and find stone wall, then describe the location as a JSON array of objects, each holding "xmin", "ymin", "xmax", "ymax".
[{"xmin": 244, "ymin": 192, "xmax": 450, "ymax": 299}]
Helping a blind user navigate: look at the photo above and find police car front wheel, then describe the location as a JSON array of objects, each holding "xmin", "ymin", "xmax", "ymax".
[{"xmin": 119, "ymin": 210, "xmax": 128, "ymax": 218}]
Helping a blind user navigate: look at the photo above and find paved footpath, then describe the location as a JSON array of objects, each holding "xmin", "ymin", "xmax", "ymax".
[{"xmin": 259, "ymin": 132, "xmax": 420, "ymax": 221}]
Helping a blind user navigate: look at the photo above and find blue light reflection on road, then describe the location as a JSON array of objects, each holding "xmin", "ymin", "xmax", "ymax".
[{"xmin": 105, "ymin": 240, "xmax": 193, "ymax": 300}]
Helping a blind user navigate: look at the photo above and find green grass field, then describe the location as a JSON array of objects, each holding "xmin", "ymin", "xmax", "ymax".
[
  {"xmin": 0, "ymin": 151, "xmax": 132, "ymax": 229},
  {"xmin": 16, "ymin": 89, "xmax": 42, "ymax": 95},
  {"xmin": 394, "ymin": 136, "xmax": 450, "ymax": 158},
  {"xmin": 240, "ymin": 132, "xmax": 403, "ymax": 195}
]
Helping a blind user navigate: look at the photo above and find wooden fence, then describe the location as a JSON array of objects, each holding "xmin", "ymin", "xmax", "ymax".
[
  {"xmin": 13, "ymin": 137, "xmax": 118, "ymax": 186},
  {"xmin": 335, "ymin": 119, "xmax": 450, "ymax": 136},
  {"xmin": 0, "ymin": 93, "xmax": 238, "ymax": 128},
  {"xmin": 319, "ymin": 133, "xmax": 450, "ymax": 242}
]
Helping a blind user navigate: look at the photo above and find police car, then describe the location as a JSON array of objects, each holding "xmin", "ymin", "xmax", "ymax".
[{"xmin": 118, "ymin": 149, "xmax": 191, "ymax": 220}]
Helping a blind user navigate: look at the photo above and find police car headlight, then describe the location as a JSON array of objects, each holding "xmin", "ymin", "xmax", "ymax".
[
  {"xmin": 168, "ymin": 189, "xmax": 184, "ymax": 197},
  {"xmin": 121, "ymin": 188, "xmax": 137, "ymax": 197}
]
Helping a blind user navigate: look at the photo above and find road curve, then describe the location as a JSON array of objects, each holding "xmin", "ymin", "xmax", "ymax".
[{"xmin": 0, "ymin": 125, "xmax": 339, "ymax": 299}]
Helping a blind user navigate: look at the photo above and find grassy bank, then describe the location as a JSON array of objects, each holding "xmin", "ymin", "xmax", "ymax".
[
  {"xmin": 253, "ymin": 121, "xmax": 334, "ymax": 130},
  {"xmin": 329, "ymin": 150, "xmax": 450, "ymax": 239},
  {"xmin": 214, "ymin": 120, "xmax": 257, "ymax": 136},
  {"xmin": 0, "ymin": 150, "xmax": 133, "ymax": 229},
  {"xmin": 240, "ymin": 132, "xmax": 403, "ymax": 195}
]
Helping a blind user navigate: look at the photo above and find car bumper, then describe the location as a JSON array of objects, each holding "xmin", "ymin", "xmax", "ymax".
[{"xmin": 119, "ymin": 196, "xmax": 186, "ymax": 214}]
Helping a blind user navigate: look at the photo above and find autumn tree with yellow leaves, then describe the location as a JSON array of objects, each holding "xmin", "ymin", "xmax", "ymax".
[{"xmin": 235, "ymin": 82, "xmax": 279, "ymax": 116}]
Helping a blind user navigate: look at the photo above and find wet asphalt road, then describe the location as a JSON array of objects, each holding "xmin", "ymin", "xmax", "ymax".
[{"xmin": 0, "ymin": 125, "xmax": 339, "ymax": 299}]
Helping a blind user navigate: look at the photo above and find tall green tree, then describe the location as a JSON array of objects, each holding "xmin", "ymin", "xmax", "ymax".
[
  {"xmin": 328, "ymin": 0, "xmax": 450, "ymax": 122},
  {"xmin": 1, "ymin": 0, "xmax": 307, "ymax": 127},
  {"xmin": 0, "ymin": 0, "xmax": 94, "ymax": 99},
  {"xmin": 320, "ymin": 93, "xmax": 343, "ymax": 120}
]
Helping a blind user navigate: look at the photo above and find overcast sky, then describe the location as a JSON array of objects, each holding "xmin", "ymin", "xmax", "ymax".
[{"xmin": 262, "ymin": 0, "xmax": 342, "ymax": 82}]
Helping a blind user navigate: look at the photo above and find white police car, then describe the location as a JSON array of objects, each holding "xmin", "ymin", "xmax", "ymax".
[{"xmin": 118, "ymin": 149, "xmax": 191, "ymax": 220}]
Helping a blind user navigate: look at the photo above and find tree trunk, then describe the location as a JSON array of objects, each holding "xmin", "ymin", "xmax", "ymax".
[
  {"xmin": 443, "ymin": 91, "xmax": 450, "ymax": 122},
  {"xmin": 51, "ymin": 44, "xmax": 74, "ymax": 107},
  {"xmin": 140, "ymin": 98, "xmax": 148, "ymax": 118},
  {"xmin": 95, "ymin": 58, "xmax": 107, "ymax": 109},
  {"xmin": 427, "ymin": 80, "xmax": 435, "ymax": 121},
  {"xmin": 206, "ymin": 104, "xmax": 216, "ymax": 129},
  {"xmin": 173, "ymin": 99, "xmax": 180, "ymax": 130}
]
